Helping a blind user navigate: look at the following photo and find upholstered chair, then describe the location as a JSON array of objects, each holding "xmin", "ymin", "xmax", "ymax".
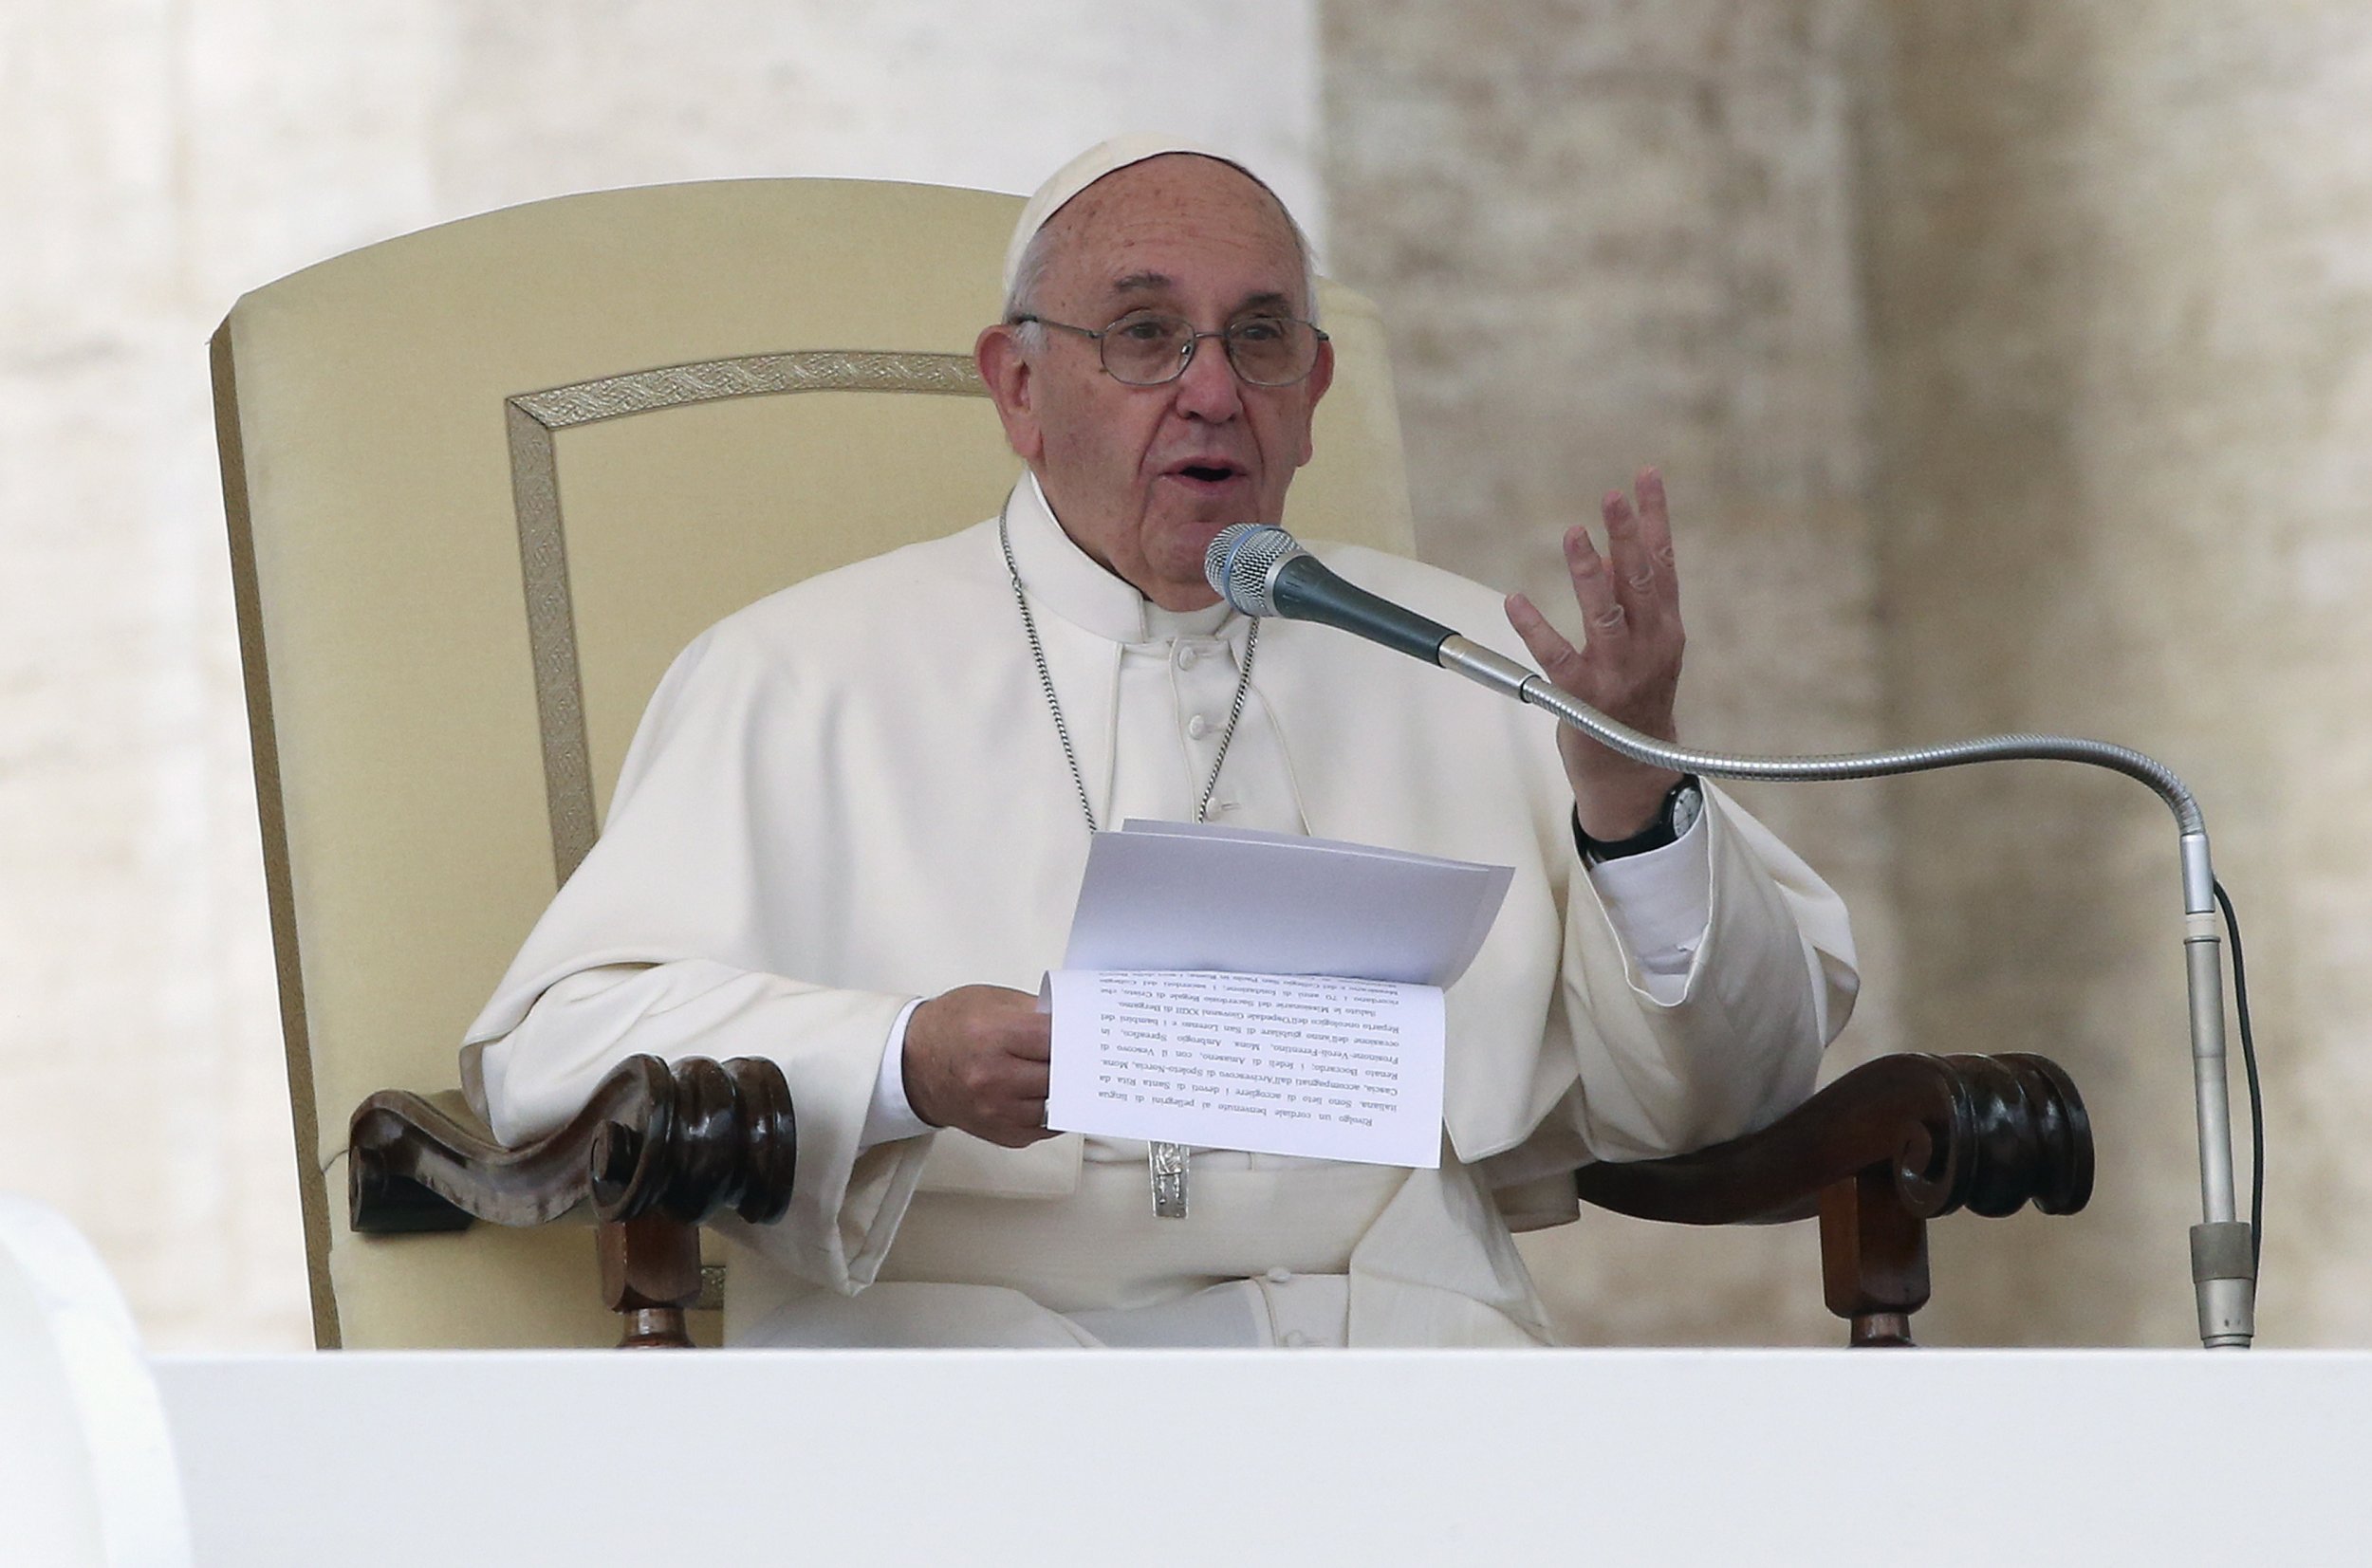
[{"xmin": 213, "ymin": 178, "xmax": 2086, "ymax": 1351}]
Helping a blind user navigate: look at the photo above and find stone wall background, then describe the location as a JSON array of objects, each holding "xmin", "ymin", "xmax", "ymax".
[
  {"xmin": 1855, "ymin": 2, "xmax": 2372, "ymax": 1346},
  {"xmin": 0, "ymin": 0, "xmax": 1321, "ymax": 1352},
  {"xmin": 1327, "ymin": 0, "xmax": 2372, "ymax": 1347},
  {"xmin": 7, "ymin": 0, "xmax": 2367, "ymax": 1351}
]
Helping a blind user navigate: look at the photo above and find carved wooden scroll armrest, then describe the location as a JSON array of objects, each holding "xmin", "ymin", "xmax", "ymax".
[
  {"xmin": 1571, "ymin": 1052, "xmax": 2092, "ymax": 1347},
  {"xmin": 348, "ymin": 1056, "xmax": 796, "ymax": 1347}
]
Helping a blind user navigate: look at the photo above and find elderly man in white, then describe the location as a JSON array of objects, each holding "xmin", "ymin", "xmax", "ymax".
[{"xmin": 462, "ymin": 136, "xmax": 1859, "ymax": 1348}]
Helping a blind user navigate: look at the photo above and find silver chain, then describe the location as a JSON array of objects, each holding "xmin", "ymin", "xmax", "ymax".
[
  {"xmin": 998, "ymin": 496, "xmax": 1257, "ymax": 1221},
  {"xmin": 999, "ymin": 498, "xmax": 1258, "ymax": 833},
  {"xmin": 1194, "ymin": 617, "xmax": 1259, "ymax": 824}
]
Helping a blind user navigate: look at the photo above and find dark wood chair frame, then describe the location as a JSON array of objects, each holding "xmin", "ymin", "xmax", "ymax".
[{"xmin": 350, "ymin": 1048, "xmax": 2089, "ymax": 1348}]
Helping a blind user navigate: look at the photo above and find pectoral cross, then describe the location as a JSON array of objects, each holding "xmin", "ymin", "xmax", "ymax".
[{"xmin": 1150, "ymin": 1140, "xmax": 1189, "ymax": 1218}]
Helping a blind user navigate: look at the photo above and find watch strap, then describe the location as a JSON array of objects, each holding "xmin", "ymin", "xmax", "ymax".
[{"xmin": 1574, "ymin": 775, "xmax": 1702, "ymax": 865}]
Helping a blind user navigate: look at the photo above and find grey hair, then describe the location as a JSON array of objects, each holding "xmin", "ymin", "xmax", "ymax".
[{"xmin": 1000, "ymin": 174, "xmax": 1323, "ymax": 349}]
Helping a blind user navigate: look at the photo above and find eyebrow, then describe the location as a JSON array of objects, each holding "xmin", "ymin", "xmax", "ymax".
[
  {"xmin": 1105, "ymin": 273, "xmax": 1299, "ymax": 316},
  {"xmin": 1108, "ymin": 271, "xmax": 1176, "ymax": 299}
]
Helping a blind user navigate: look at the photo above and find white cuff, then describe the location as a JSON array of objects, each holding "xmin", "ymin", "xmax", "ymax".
[
  {"xmin": 858, "ymin": 997, "xmax": 934, "ymax": 1152},
  {"xmin": 1584, "ymin": 808, "xmax": 1712, "ymax": 1005}
]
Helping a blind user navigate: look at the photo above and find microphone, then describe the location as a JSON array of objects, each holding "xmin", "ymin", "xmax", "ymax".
[
  {"xmin": 1204, "ymin": 524, "xmax": 1457, "ymax": 664},
  {"xmin": 1206, "ymin": 519, "xmax": 2255, "ymax": 1349}
]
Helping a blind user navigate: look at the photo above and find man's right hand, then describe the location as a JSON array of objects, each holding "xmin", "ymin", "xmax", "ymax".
[{"xmin": 901, "ymin": 985, "xmax": 1057, "ymax": 1148}]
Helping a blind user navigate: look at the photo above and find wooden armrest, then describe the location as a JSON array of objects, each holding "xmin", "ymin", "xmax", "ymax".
[
  {"xmin": 344, "ymin": 1050, "xmax": 2086, "ymax": 1348},
  {"xmin": 347, "ymin": 1056, "xmax": 796, "ymax": 1346},
  {"xmin": 1573, "ymin": 1052, "xmax": 2092, "ymax": 1346}
]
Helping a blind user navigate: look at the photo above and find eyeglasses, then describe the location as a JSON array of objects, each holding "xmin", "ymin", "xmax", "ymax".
[{"xmin": 1011, "ymin": 310, "xmax": 1329, "ymax": 388}]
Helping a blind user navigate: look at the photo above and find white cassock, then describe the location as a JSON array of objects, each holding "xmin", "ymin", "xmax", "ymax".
[{"xmin": 462, "ymin": 475, "xmax": 1860, "ymax": 1347}]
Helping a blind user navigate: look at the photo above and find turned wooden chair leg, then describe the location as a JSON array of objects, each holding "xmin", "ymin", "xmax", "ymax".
[
  {"xmin": 1818, "ymin": 1170, "xmax": 1930, "ymax": 1348},
  {"xmin": 598, "ymin": 1214, "xmax": 702, "ymax": 1349}
]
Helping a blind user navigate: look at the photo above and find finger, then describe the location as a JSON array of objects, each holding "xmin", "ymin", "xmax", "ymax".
[
  {"xmin": 1009, "ymin": 1091, "xmax": 1058, "ymax": 1145},
  {"xmin": 1506, "ymin": 592, "xmax": 1587, "ymax": 690},
  {"xmin": 1564, "ymin": 521, "xmax": 1628, "ymax": 640},
  {"xmin": 1634, "ymin": 468, "xmax": 1674, "ymax": 563},
  {"xmin": 1633, "ymin": 466, "xmax": 1678, "ymax": 614},
  {"xmin": 1601, "ymin": 488, "xmax": 1660, "ymax": 621},
  {"xmin": 1007, "ymin": 1024, "xmax": 1052, "ymax": 1062}
]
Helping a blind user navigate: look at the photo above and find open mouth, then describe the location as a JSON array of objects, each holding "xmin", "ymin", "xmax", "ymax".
[{"xmin": 1166, "ymin": 460, "xmax": 1248, "ymax": 488}]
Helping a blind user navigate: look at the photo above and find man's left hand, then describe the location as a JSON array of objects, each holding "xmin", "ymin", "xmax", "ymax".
[{"xmin": 1505, "ymin": 467, "xmax": 1687, "ymax": 840}]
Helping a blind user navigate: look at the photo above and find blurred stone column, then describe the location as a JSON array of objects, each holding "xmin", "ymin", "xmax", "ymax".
[
  {"xmin": 1329, "ymin": 0, "xmax": 2372, "ymax": 1347},
  {"xmin": 1323, "ymin": 0, "xmax": 1899, "ymax": 1344},
  {"xmin": 1861, "ymin": 3, "xmax": 2372, "ymax": 1345}
]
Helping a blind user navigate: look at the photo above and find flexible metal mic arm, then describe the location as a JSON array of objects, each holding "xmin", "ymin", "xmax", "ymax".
[
  {"xmin": 1435, "ymin": 635, "xmax": 2252, "ymax": 1350},
  {"xmin": 1206, "ymin": 525, "xmax": 2254, "ymax": 1348}
]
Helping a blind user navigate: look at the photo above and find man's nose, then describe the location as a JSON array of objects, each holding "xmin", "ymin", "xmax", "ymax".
[{"xmin": 1172, "ymin": 334, "xmax": 1245, "ymax": 421}]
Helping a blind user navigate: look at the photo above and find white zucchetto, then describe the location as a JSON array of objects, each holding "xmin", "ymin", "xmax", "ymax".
[{"xmin": 1000, "ymin": 134, "xmax": 1271, "ymax": 299}]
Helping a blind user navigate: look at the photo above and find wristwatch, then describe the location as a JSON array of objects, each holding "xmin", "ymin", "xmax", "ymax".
[{"xmin": 1574, "ymin": 775, "xmax": 1703, "ymax": 865}]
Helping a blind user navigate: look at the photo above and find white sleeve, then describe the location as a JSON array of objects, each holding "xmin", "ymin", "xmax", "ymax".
[
  {"xmin": 1545, "ymin": 786, "xmax": 1859, "ymax": 1164},
  {"xmin": 466, "ymin": 959, "xmax": 934, "ymax": 1297},
  {"xmin": 1582, "ymin": 810, "xmax": 1712, "ymax": 1005},
  {"xmin": 860, "ymin": 998, "xmax": 934, "ymax": 1151},
  {"xmin": 457, "ymin": 621, "xmax": 941, "ymax": 1296}
]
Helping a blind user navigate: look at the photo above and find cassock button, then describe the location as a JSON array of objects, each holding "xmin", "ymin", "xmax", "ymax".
[
  {"xmin": 1186, "ymin": 714, "xmax": 1212, "ymax": 740},
  {"xmin": 1281, "ymin": 1330, "xmax": 1311, "ymax": 1349},
  {"xmin": 1266, "ymin": 1267, "xmax": 1292, "ymax": 1284},
  {"xmin": 1176, "ymin": 645, "xmax": 1199, "ymax": 670}
]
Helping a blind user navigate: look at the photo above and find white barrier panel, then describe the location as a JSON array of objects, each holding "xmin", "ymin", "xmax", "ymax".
[
  {"xmin": 0, "ymin": 1198, "xmax": 191, "ymax": 1568},
  {"xmin": 158, "ymin": 1349, "xmax": 2371, "ymax": 1567}
]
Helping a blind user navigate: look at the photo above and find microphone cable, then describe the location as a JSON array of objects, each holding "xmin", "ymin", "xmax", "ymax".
[{"xmin": 2214, "ymin": 879, "xmax": 2265, "ymax": 1274}]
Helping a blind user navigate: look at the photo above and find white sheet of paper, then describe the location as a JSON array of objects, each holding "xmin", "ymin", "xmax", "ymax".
[
  {"xmin": 1062, "ymin": 819, "xmax": 1513, "ymax": 987},
  {"xmin": 1044, "ymin": 968, "xmax": 1444, "ymax": 1167}
]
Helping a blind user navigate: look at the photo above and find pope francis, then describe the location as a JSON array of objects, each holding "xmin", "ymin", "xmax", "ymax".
[{"xmin": 460, "ymin": 136, "xmax": 1860, "ymax": 1348}]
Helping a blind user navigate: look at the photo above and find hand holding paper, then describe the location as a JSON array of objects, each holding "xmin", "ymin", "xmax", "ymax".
[{"xmin": 1045, "ymin": 821, "xmax": 1512, "ymax": 1168}]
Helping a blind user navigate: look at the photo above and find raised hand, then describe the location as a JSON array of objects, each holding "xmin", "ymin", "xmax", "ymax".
[{"xmin": 1504, "ymin": 467, "xmax": 1687, "ymax": 840}]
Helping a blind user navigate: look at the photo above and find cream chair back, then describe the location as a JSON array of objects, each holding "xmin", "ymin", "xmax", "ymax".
[{"xmin": 213, "ymin": 176, "xmax": 1416, "ymax": 1348}]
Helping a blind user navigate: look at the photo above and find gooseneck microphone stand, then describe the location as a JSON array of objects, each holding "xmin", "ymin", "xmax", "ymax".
[{"xmin": 1208, "ymin": 523, "xmax": 2257, "ymax": 1349}]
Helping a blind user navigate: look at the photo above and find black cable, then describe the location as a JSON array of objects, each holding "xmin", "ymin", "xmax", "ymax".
[{"xmin": 2213, "ymin": 879, "xmax": 2264, "ymax": 1274}]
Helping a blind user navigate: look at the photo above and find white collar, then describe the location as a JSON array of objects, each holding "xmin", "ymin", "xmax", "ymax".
[{"xmin": 1002, "ymin": 470, "xmax": 1238, "ymax": 647}]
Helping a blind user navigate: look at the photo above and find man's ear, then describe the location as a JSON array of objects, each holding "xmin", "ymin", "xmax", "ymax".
[
  {"xmin": 975, "ymin": 323, "xmax": 1044, "ymax": 464},
  {"xmin": 1292, "ymin": 336, "xmax": 1336, "ymax": 469}
]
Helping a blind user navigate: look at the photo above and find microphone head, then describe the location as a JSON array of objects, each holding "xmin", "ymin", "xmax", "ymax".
[{"xmin": 1205, "ymin": 523, "xmax": 1304, "ymax": 617}]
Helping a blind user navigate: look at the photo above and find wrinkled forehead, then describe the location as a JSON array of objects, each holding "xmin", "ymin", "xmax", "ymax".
[{"xmin": 1017, "ymin": 155, "xmax": 1307, "ymax": 317}]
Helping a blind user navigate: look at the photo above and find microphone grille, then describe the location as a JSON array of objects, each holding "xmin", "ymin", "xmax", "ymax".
[{"xmin": 1205, "ymin": 524, "xmax": 1304, "ymax": 617}]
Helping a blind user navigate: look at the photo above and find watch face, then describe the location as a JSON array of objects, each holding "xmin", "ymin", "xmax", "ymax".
[{"xmin": 1669, "ymin": 781, "xmax": 1704, "ymax": 838}]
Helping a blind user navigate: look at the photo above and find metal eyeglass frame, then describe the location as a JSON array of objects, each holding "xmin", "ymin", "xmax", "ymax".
[{"xmin": 1009, "ymin": 311, "xmax": 1329, "ymax": 387}]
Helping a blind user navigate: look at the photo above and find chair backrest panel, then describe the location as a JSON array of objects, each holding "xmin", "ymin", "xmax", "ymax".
[
  {"xmin": 214, "ymin": 176, "xmax": 1414, "ymax": 1347},
  {"xmin": 547, "ymin": 378, "xmax": 1021, "ymax": 822}
]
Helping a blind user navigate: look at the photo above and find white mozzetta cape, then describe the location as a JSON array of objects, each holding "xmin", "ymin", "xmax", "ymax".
[{"xmin": 464, "ymin": 478, "xmax": 1859, "ymax": 1346}]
